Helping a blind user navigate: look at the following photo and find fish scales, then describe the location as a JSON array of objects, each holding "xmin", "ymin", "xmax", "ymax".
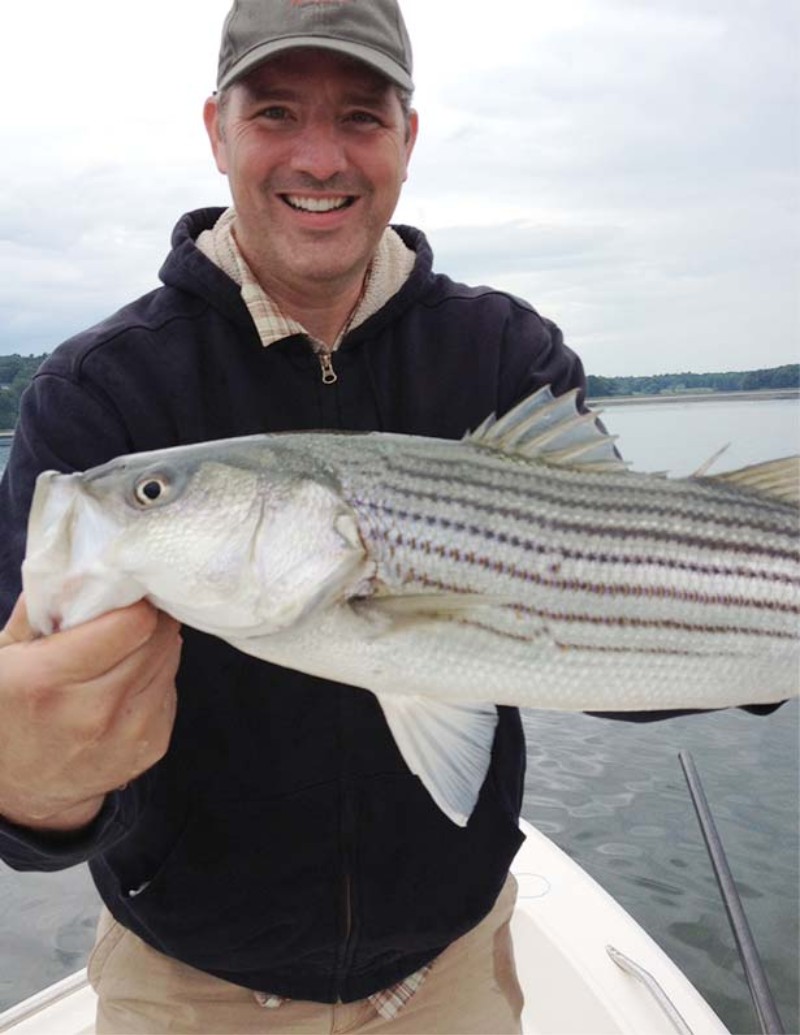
[
  {"xmin": 361, "ymin": 450, "xmax": 797, "ymax": 554},
  {"xmin": 328, "ymin": 441, "xmax": 798, "ymax": 631},
  {"xmin": 202, "ymin": 432, "xmax": 796, "ymax": 709},
  {"xmin": 21, "ymin": 384, "xmax": 800, "ymax": 824}
]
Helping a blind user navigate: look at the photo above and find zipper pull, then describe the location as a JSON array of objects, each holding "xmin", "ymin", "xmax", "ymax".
[{"xmin": 319, "ymin": 352, "xmax": 338, "ymax": 386}]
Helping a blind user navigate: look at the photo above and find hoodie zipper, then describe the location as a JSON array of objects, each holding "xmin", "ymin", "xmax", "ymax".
[
  {"xmin": 319, "ymin": 351, "xmax": 338, "ymax": 385},
  {"xmin": 333, "ymin": 688, "xmax": 358, "ymax": 999},
  {"xmin": 315, "ymin": 263, "xmax": 371, "ymax": 387}
]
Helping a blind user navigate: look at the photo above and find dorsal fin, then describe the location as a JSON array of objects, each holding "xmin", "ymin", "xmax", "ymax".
[
  {"xmin": 465, "ymin": 384, "xmax": 627, "ymax": 472},
  {"xmin": 690, "ymin": 443, "xmax": 731, "ymax": 478},
  {"xmin": 702, "ymin": 456, "xmax": 800, "ymax": 506}
]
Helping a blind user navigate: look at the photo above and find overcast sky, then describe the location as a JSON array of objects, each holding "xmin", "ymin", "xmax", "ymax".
[{"xmin": 0, "ymin": 0, "xmax": 797, "ymax": 375}]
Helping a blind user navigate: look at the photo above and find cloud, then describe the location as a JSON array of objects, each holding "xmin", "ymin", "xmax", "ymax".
[
  {"xmin": 0, "ymin": 151, "xmax": 225, "ymax": 352},
  {"xmin": 0, "ymin": 0, "xmax": 797, "ymax": 374},
  {"xmin": 396, "ymin": 0, "xmax": 799, "ymax": 373}
]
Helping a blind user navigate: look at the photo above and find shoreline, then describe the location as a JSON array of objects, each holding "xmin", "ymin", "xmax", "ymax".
[
  {"xmin": 588, "ymin": 388, "xmax": 799, "ymax": 407},
  {"xmin": 1, "ymin": 389, "xmax": 797, "ymax": 438}
]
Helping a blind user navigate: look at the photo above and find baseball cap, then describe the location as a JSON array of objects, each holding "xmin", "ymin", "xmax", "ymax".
[{"xmin": 217, "ymin": 0, "xmax": 414, "ymax": 92}]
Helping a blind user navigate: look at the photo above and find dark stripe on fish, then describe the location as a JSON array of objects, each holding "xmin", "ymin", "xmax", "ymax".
[
  {"xmin": 357, "ymin": 499, "xmax": 800, "ymax": 586},
  {"xmin": 426, "ymin": 444, "xmax": 794, "ymax": 512},
  {"xmin": 382, "ymin": 454, "xmax": 796, "ymax": 530},
  {"xmin": 371, "ymin": 530, "xmax": 800, "ymax": 617}
]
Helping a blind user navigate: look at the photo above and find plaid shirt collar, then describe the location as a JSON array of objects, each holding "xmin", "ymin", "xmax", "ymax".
[{"xmin": 196, "ymin": 207, "xmax": 415, "ymax": 353}]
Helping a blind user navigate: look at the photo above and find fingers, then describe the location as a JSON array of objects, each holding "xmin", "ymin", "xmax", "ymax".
[
  {"xmin": 104, "ymin": 614, "xmax": 183, "ymax": 777},
  {"xmin": 109, "ymin": 666, "xmax": 180, "ymax": 784},
  {"xmin": 81, "ymin": 606, "xmax": 183, "ymax": 702},
  {"xmin": 25, "ymin": 600, "xmax": 179, "ymax": 690},
  {"xmin": 0, "ymin": 596, "xmax": 184, "ymax": 830},
  {"xmin": 50, "ymin": 607, "xmax": 182, "ymax": 749}
]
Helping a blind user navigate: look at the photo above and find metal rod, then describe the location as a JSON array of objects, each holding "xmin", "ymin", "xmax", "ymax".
[
  {"xmin": 679, "ymin": 750, "xmax": 785, "ymax": 1035},
  {"xmin": 607, "ymin": 945, "xmax": 694, "ymax": 1035}
]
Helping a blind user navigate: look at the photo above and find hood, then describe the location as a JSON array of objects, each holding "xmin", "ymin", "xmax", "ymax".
[{"xmin": 157, "ymin": 209, "xmax": 436, "ymax": 343}]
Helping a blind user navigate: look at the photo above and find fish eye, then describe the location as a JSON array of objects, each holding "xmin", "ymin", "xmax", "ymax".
[{"xmin": 133, "ymin": 475, "xmax": 170, "ymax": 507}]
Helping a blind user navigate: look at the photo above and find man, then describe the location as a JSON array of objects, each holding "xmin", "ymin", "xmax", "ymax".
[{"xmin": 0, "ymin": 2, "xmax": 631, "ymax": 1033}]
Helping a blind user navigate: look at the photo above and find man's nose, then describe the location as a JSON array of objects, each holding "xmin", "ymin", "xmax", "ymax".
[{"xmin": 289, "ymin": 121, "xmax": 348, "ymax": 182}]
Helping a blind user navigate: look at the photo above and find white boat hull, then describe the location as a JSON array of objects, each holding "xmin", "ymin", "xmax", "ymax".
[
  {"xmin": 0, "ymin": 819, "xmax": 729, "ymax": 1035},
  {"xmin": 512, "ymin": 820, "xmax": 728, "ymax": 1033}
]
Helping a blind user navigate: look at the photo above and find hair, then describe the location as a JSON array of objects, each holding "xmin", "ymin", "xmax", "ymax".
[
  {"xmin": 394, "ymin": 86, "xmax": 414, "ymax": 135},
  {"xmin": 215, "ymin": 86, "xmax": 232, "ymax": 133}
]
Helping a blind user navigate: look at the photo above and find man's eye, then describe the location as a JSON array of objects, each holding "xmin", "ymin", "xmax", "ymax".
[
  {"xmin": 260, "ymin": 106, "xmax": 291, "ymax": 121},
  {"xmin": 347, "ymin": 111, "xmax": 381, "ymax": 126}
]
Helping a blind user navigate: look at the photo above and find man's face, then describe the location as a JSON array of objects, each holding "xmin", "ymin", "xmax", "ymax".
[{"xmin": 204, "ymin": 49, "xmax": 418, "ymax": 296}]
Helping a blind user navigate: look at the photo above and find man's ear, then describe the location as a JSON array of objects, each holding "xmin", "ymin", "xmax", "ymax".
[
  {"xmin": 203, "ymin": 95, "xmax": 229, "ymax": 175},
  {"xmin": 403, "ymin": 109, "xmax": 419, "ymax": 182}
]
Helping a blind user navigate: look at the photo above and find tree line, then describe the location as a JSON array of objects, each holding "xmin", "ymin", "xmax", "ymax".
[
  {"xmin": 1, "ymin": 355, "xmax": 798, "ymax": 429},
  {"xmin": 0, "ymin": 354, "xmax": 48, "ymax": 430},
  {"xmin": 587, "ymin": 365, "xmax": 799, "ymax": 398}
]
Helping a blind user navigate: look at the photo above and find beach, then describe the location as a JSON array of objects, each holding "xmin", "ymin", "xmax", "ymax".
[{"xmin": 590, "ymin": 388, "xmax": 799, "ymax": 407}]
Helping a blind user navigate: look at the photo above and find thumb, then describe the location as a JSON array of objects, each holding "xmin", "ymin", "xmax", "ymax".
[{"xmin": 0, "ymin": 594, "xmax": 35, "ymax": 647}]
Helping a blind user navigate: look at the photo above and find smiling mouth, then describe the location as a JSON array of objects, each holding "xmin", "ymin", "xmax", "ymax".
[{"xmin": 281, "ymin": 194, "xmax": 356, "ymax": 213}]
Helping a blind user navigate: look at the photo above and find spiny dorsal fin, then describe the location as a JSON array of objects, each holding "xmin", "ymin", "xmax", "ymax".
[
  {"xmin": 702, "ymin": 456, "xmax": 800, "ymax": 506},
  {"xmin": 691, "ymin": 443, "xmax": 731, "ymax": 478},
  {"xmin": 465, "ymin": 384, "xmax": 627, "ymax": 472}
]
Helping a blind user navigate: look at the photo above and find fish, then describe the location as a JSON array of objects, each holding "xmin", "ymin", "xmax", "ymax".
[{"xmin": 21, "ymin": 386, "xmax": 800, "ymax": 825}]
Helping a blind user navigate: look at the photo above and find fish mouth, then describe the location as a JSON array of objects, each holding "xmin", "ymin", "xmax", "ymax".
[
  {"xmin": 23, "ymin": 470, "xmax": 146, "ymax": 635},
  {"xmin": 279, "ymin": 194, "xmax": 357, "ymax": 214}
]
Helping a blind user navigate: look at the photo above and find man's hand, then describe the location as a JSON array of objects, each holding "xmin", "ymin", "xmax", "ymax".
[{"xmin": 0, "ymin": 596, "xmax": 182, "ymax": 833}]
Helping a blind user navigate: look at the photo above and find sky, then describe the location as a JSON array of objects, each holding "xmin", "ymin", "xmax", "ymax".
[{"xmin": 0, "ymin": 0, "xmax": 797, "ymax": 376}]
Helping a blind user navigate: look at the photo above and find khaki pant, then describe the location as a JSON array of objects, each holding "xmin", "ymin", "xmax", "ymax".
[{"xmin": 89, "ymin": 876, "xmax": 523, "ymax": 1035}]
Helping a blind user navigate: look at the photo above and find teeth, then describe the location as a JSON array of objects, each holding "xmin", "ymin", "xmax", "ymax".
[{"xmin": 285, "ymin": 195, "xmax": 351, "ymax": 213}]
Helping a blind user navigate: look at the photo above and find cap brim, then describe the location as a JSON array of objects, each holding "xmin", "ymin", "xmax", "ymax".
[{"xmin": 218, "ymin": 36, "xmax": 414, "ymax": 92}]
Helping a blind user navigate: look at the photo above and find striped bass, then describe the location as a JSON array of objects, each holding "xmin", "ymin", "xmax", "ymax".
[{"xmin": 22, "ymin": 386, "xmax": 800, "ymax": 824}]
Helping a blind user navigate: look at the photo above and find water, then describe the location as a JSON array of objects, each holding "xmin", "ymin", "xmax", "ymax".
[
  {"xmin": 0, "ymin": 396, "xmax": 798, "ymax": 1033},
  {"xmin": 521, "ymin": 703, "xmax": 799, "ymax": 1035},
  {"xmin": 597, "ymin": 394, "xmax": 800, "ymax": 477}
]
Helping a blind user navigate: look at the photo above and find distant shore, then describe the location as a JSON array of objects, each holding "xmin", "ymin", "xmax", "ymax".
[
  {"xmin": 588, "ymin": 388, "xmax": 799, "ymax": 407},
  {"xmin": 1, "ymin": 388, "xmax": 797, "ymax": 438}
]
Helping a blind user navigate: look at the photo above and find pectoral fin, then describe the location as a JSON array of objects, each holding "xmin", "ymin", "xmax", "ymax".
[
  {"xmin": 351, "ymin": 593, "xmax": 510, "ymax": 636},
  {"xmin": 376, "ymin": 695, "xmax": 498, "ymax": 827}
]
